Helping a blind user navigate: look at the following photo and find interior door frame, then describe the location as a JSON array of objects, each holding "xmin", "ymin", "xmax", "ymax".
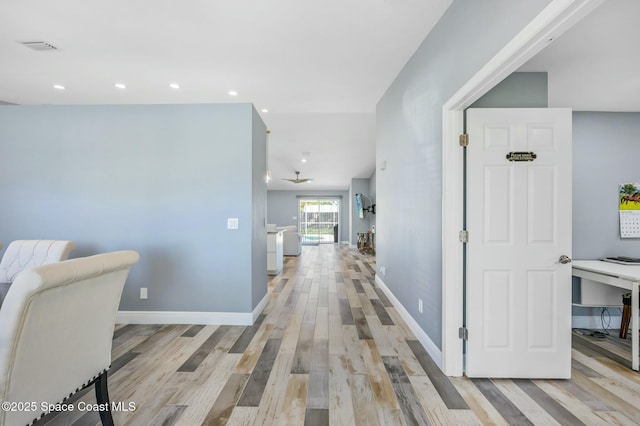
[{"xmin": 440, "ymin": 0, "xmax": 605, "ymax": 376}]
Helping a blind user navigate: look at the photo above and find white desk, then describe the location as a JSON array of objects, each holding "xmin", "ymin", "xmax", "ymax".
[{"xmin": 572, "ymin": 260, "xmax": 639, "ymax": 371}]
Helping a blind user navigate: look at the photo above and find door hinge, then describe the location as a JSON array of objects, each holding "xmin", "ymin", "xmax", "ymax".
[
  {"xmin": 459, "ymin": 133, "xmax": 469, "ymax": 147},
  {"xmin": 459, "ymin": 326, "xmax": 468, "ymax": 340},
  {"xmin": 459, "ymin": 230, "xmax": 469, "ymax": 243}
]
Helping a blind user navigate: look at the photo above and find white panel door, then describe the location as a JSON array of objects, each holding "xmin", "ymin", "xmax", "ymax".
[{"xmin": 466, "ymin": 108, "xmax": 572, "ymax": 378}]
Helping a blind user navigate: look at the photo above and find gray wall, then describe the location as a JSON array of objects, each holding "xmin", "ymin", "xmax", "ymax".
[
  {"xmin": 369, "ymin": 170, "xmax": 377, "ymax": 231},
  {"xmin": 267, "ymin": 190, "xmax": 350, "ymax": 242},
  {"xmin": 349, "ymin": 178, "xmax": 371, "ymax": 245},
  {"xmin": 465, "ymin": 73, "xmax": 549, "ymax": 138},
  {"xmin": 376, "ymin": 0, "xmax": 553, "ymax": 349},
  {"xmin": 572, "ymin": 112, "xmax": 640, "ymax": 316},
  {"xmin": 470, "ymin": 72, "xmax": 548, "ymax": 108},
  {"xmin": 0, "ymin": 103, "xmax": 267, "ymax": 313},
  {"xmin": 251, "ymin": 108, "xmax": 268, "ymax": 309}
]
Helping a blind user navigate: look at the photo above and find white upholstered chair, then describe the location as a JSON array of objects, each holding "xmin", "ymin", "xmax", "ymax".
[
  {"xmin": 0, "ymin": 240, "xmax": 76, "ymax": 307},
  {"xmin": 0, "ymin": 250, "xmax": 139, "ymax": 426}
]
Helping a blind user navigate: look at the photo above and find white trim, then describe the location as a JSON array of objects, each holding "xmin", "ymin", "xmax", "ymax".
[
  {"xmin": 441, "ymin": 0, "xmax": 605, "ymax": 376},
  {"xmin": 117, "ymin": 310, "xmax": 254, "ymax": 325},
  {"xmin": 572, "ymin": 315, "xmax": 622, "ymax": 330},
  {"xmin": 375, "ymin": 274, "xmax": 442, "ymax": 368},
  {"xmin": 253, "ymin": 292, "xmax": 270, "ymax": 322}
]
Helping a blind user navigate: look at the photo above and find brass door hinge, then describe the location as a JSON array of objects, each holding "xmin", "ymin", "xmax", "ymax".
[{"xmin": 459, "ymin": 133, "xmax": 469, "ymax": 147}]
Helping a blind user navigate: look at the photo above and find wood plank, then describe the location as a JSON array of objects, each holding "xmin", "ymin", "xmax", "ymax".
[
  {"xmin": 553, "ymin": 377, "xmax": 612, "ymax": 411},
  {"xmin": 514, "ymin": 379, "xmax": 586, "ymax": 426},
  {"xmin": 177, "ymin": 325, "xmax": 231, "ymax": 372},
  {"xmin": 352, "ymin": 307, "xmax": 373, "ymax": 340},
  {"xmin": 381, "ymin": 356, "xmax": 431, "ymax": 425},
  {"xmin": 491, "ymin": 379, "xmax": 560, "ymax": 426},
  {"xmin": 181, "ymin": 324, "xmax": 206, "ymax": 338},
  {"xmin": 406, "ymin": 340, "xmax": 468, "ymax": 410},
  {"xmin": 304, "ymin": 409, "xmax": 329, "ymax": 426},
  {"xmin": 314, "ymin": 307, "xmax": 329, "ymax": 340},
  {"xmin": 273, "ymin": 374, "xmax": 308, "ymax": 425},
  {"xmin": 358, "ymin": 293, "xmax": 376, "ymax": 316},
  {"xmin": 373, "ymin": 287, "xmax": 393, "ymax": 308},
  {"xmin": 307, "ymin": 370, "xmax": 329, "ymax": 410},
  {"xmin": 471, "ymin": 379, "xmax": 534, "ymax": 426},
  {"xmin": 251, "ymin": 353, "xmax": 295, "ymax": 425},
  {"xmin": 328, "ymin": 315, "xmax": 345, "ymax": 355},
  {"xmin": 328, "ymin": 354, "xmax": 356, "ymax": 426},
  {"xmin": 569, "ymin": 366, "xmax": 640, "ymax": 422},
  {"xmin": 148, "ymin": 405, "xmax": 188, "ymax": 426},
  {"xmin": 228, "ymin": 314, "xmax": 266, "ymax": 353},
  {"xmin": 201, "ymin": 374, "xmax": 249, "ymax": 426},
  {"xmin": 224, "ymin": 407, "xmax": 258, "ymax": 426},
  {"xmin": 172, "ymin": 354, "xmax": 241, "ymax": 425},
  {"xmin": 360, "ymin": 340, "xmax": 398, "ymax": 409},
  {"xmin": 352, "ymin": 278, "xmax": 365, "ymax": 293},
  {"xmin": 291, "ymin": 324, "xmax": 316, "ymax": 374},
  {"xmin": 573, "ymin": 334, "xmax": 633, "ymax": 369},
  {"xmin": 533, "ymin": 380, "xmax": 613, "ymax": 426},
  {"xmin": 450, "ymin": 376, "xmax": 509, "ymax": 426},
  {"xmin": 237, "ymin": 338, "xmax": 283, "ymax": 407},
  {"xmin": 338, "ymin": 298, "xmax": 354, "ymax": 325},
  {"xmin": 350, "ymin": 374, "xmax": 381, "ymax": 426},
  {"xmin": 234, "ymin": 324, "xmax": 274, "ymax": 374},
  {"xmin": 370, "ymin": 298, "xmax": 394, "ymax": 325},
  {"xmin": 273, "ymin": 278, "xmax": 289, "ymax": 293}
]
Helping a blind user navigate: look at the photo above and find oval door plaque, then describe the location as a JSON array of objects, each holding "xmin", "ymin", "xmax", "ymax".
[{"xmin": 506, "ymin": 152, "xmax": 537, "ymax": 162}]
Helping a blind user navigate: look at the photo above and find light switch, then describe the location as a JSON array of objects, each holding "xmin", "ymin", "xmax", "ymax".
[{"xmin": 227, "ymin": 218, "xmax": 239, "ymax": 229}]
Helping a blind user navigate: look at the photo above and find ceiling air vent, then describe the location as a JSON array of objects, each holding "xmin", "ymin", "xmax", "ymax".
[{"xmin": 20, "ymin": 41, "xmax": 58, "ymax": 51}]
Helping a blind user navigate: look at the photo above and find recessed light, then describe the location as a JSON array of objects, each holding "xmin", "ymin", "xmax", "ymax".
[
  {"xmin": 53, "ymin": 84, "xmax": 65, "ymax": 90},
  {"xmin": 228, "ymin": 90, "xmax": 238, "ymax": 96},
  {"xmin": 115, "ymin": 83, "xmax": 126, "ymax": 89},
  {"xmin": 169, "ymin": 83, "xmax": 180, "ymax": 89},
  {"xmin": 261, "ymin": 108, "xmax": 269, "ymax": 113}
]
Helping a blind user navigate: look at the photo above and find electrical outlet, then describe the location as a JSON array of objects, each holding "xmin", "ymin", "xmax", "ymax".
[
  {"xmin": 418, "ymin": 298, "xmax": 423, "ymax": 313},
  {"xmin": 227, "ymin": 218, "xmax": 239, "ymax": 229},
  {"xmin": 380, "ymin": 266, "xmax": 386, "ymax": 276},
  {"xmin": 140, "ymin": 287, "xmax": 148, "ymax": 300}
]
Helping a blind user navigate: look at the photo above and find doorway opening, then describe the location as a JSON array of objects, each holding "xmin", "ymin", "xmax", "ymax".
[
  {"xmin": 298, "ymin": 199, "xmax": 340, "ymax": 245},
  {"xmin": 440, "ymin": 0, "xmax": 604, "ymax": 376}
]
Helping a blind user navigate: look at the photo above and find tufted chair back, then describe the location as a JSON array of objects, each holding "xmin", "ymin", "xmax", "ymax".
[
  {"xmin": 0, "ymin": 250, "xmax": 139, "ymax": 426},
  {"xmin": 0, "ymin": 240, "xmax": 76, "ymax": 284}
]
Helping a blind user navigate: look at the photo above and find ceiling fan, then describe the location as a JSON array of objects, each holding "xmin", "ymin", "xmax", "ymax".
[{"xmin": 283, "ymin": 171, "xmax": 313, "ymax": 184}]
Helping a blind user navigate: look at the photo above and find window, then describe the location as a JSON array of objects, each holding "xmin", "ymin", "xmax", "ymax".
[{"xmin": 298, "ymin": 199, "xmax": 340, "ymax": 245}]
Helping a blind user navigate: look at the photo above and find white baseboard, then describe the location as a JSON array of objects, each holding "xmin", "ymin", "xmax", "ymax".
[
  {"xmin": 572, "ymin": 314, "xmax": 622, "ymax": 330},
  {"xmin": 118, "ymin": 288, "xmax": 270, "ymax": 326},
  {"xmin": 253, "ymin": 292, "xmax": 269, "ymax": 322},
  {"xmin": 375, "ymin": 274, "xmax": 443, "ymax": 369},
  {"xmin": 118, "ymin": 310, "xmax": 254, "ymax": 325}
]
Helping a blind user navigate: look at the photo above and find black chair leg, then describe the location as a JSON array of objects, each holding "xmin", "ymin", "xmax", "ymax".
[{"xmin": 94, "ymin": 371, "xmax": 114, "ymax": 426}]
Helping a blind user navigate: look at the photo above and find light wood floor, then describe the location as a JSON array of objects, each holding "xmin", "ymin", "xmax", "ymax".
[{"xmin": 39, "ymin": 245, "xmax": 640, "ymax": 425}]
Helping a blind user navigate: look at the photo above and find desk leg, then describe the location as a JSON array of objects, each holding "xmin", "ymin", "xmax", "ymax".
[{"xmin": 633, "ymin": 281, "xmax": 639, "ymax": 371}]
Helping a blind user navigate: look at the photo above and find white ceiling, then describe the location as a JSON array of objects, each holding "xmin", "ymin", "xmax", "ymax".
[
  {"xmin": 0, "ymin": 0, "xmax": 453, "ymax": 190},
  {"xmin": 519, "ymin": 0, "xmax": 640, "ymax": 111},
  {"xmin": 2, "ymin": 1, "xmax": 637, "ymax": 191}
]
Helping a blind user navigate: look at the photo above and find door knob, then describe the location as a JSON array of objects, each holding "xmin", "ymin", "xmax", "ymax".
[{"xmin": 559, "ymin": 255, "xmax": 572, "ymax": 264}]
